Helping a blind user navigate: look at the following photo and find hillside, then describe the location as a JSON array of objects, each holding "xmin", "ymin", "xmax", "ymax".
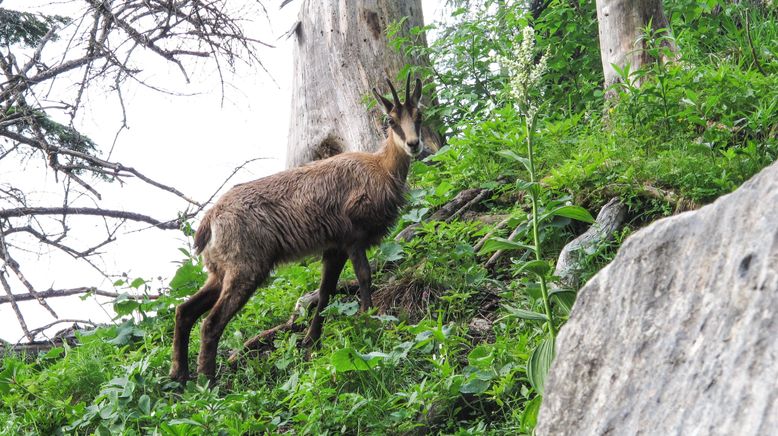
[{"xmin": 2, "ymin": 2, "xmax": 777, "ymax": 434}]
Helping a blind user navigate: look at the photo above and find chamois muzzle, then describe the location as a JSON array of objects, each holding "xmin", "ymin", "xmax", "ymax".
[{"xmin": 407, "ymin": 139, "xmax": 422, "ymax": 156}]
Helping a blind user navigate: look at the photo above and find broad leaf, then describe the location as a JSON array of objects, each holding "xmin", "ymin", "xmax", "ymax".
[
  {"xmin": 497, "ymin": 149, "xmax": 531, "ymax": 172},
  {"xmin": 549, "ymin": 289, "xmax": 577, "ymax": 315},
  {"xmin": 516, "ymin": 259, "xmax": 551, "ymax": 277},
  {"xmin": 504, "ymin": 305, "xmax": 548, "ymax": 321},
  {"xmin": 42, "ymin": 346, "xmax": 65, "ymax": 360},
  {"xmin": 549, "ymin": 205, "xmax": 595, "ymax": 223},
  {"xmin": 478, "ymin": 237, "xmax": 534, "ymax": 254},
  {"xmin": 467, "ymin": 345, "xmax": 494, "ymax": 368},
  {"xmin": 331, "ymin": 347, "xmax": 385, "ymax": 373},
  {"xmin": 401, "ymin": 207, "xmax": 429, "ymax": 223},
  {"xmin": 527, "ymin": 337, "xmax": 556, "ymax": 396},
  {"xmin": 378, "ymin": 241, "xmax": 404, "ymax": 262},
  {"xmin": 138, "ymin": 394, "xmax": 151, "ymax": 415},
  {"xmin": 459, "ymin": 377, "xmax": 490, "ymax": 395}
]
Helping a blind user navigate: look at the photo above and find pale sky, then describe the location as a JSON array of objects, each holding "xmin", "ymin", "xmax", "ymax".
[{"xmin": 0, "ymin": 0, "xmax": 444, "ymax": 342}]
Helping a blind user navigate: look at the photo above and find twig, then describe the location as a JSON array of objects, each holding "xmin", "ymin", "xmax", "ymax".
[
  {"xmin": 473, "ymin": 215, "xmax": 512, "ymax": 253},
  {"xmin": 0, "ymin": 287, "xmax": 159, "ymax": 305},
  {"xmin": 27, "ymin": 318, "xmax": 99, "ymax": 340},
  {"xmin": 0, "ymin": 272, "xmax": 32, "ymax": 341},
  {"xmin": 0, "ymin": 232, "xmax": 58, "ymax": 317},
  {"xmin": 744, "ymin": 13, "xmax": 767, "ymax": 76}
]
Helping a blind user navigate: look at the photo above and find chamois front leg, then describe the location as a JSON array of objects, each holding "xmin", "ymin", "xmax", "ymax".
[
  {"xmin": 303, "ymin": 249, "xmax": 347, "ymax": 347},
  {"xmin": 348, "ymin": 247, "xmax": 372, "ymax": 312}
]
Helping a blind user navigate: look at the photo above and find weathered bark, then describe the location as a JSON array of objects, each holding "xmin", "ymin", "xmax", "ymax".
[
  {"xmin": 286, "ymin": 0, "xmax": 440, "ymax": 168},
  {"xmin": 595, "ymin": 0, "xmax": 676, "ymax": 93}
]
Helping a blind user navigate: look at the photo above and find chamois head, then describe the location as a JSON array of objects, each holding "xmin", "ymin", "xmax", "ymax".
[{"xmin": 373, "ymin": 73, "xmax": 424, "ymax": 157}]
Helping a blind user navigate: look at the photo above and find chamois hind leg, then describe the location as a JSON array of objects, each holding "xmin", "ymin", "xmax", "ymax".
[
  {"xmin": 348, "ymin": 247, "xmax": 372, "ymax": 312},
  {"xmin": 197, "ymin": 269, "xmax": 264, "ymax": 381},
  {"xmin": 303, "ymin": 249, "xmax": 348, "ymax": 347},
  {"xmin": 170, "ymin": 274, "xmax": 221, "ymax": 382}
]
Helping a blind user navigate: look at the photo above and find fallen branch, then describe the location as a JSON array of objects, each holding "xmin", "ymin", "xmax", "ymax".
[
  {"xmin": 395, "ymin": 188, "xmax": 491, "ymax": 242},
  {"xmin": 552, "ymin": 197, "xmax": 627, "ymax": 291}
]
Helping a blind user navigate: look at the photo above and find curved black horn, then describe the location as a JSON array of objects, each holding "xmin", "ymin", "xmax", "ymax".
[
  {"xmin": 405, "ymin": 72, "xmax": 412, "ymax": 104},
  {"xmin": 386, "ymin": 77, "xmax": 401, "ymax": 108}
]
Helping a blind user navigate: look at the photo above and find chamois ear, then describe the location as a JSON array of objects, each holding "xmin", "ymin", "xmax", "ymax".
[
  {"xmin": 373, "ymin": 87, "xmax": 394, "ymax": 114},
  {"xmin": 412, "ymin": 78, "xmax": 422, "ymax": 106},
  {"xmin": 405, "ymin": 72, "xmax": 412, "ymax": 104}
]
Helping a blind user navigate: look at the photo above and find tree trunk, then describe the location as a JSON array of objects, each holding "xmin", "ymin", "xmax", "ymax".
[
  {"xmin": 285, "ymin": 0, "xmax": 440, "ymax": 168},
  {"xmin": 595, "ymin": 0, "xmax": 675, "ymax": 93}
]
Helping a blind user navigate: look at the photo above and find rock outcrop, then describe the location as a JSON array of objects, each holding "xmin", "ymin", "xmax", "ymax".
[{"xmin": 537, "ymin": 162, "xmax": 778, "ymax": 435}]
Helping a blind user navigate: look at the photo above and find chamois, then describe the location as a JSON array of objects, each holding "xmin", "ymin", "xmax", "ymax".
[{"xmin": 170, "ymin": 74, "xmax": 426, "ymax": 382}]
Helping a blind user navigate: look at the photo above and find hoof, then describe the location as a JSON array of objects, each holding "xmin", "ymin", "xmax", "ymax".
[{"xmin": 169, "ymin": 369, "xmax": 190, "ymax": 384}]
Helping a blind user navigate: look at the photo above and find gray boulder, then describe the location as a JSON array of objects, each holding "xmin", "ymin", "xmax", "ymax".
[{"xmin": 537, "ymin": 161, "xmax": 778, "ymax": 436}]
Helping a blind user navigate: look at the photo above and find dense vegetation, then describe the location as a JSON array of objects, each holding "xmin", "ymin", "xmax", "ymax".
[{"xmin": 2, "ymin": 1, "xmax": 777, "ymax": 434}]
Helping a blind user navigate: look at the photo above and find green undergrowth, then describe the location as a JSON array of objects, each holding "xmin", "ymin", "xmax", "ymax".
[{"xmin": 3, "ymin": 1, "xmax": 778, "ymax": 434}]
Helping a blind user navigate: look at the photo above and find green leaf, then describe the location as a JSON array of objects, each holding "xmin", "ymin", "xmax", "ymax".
[
  {"xmin": 549, "ymin": 289, "xmax": 577, "ymax": 315},
  {"xmin": 527, "ymin": 337, "xmax": 556, "ymax": 396},
  {"xmin": 478, "ymin": 237, "xmax": 534, "ymax": 254},
  {"xmin": 459, "ymin": 377, "xmax": 490, "ymax": 394},
  {"xmin": 504, "ymin": 305, "xmax": 548, "ymax": 321},
  {"xmin": 107, "ymin": 322, "xmax": 144, "ymax": 346},
  {"xmin": 0, "ymin": 361, "xmax": 20, "ymax": 394},
  {"xmin": 169, "ymin": 262, "xmax": 207, "ymax": 297},
  {"xmin": 378, "ymin": 241, "xmax": 404, "ymax": 262},
  {"xmin": 516, "ymin": 180, "xmax": 540, "ymax": 196},
  {"xmin": 113, "ymin": 296, "xmax": 140, "ymax": 317},
  {"xmin": 41, "ymin": 346, "xmax": 64, "ymax": 360},
  {"xmin": 321, "ymin": 300, "xmax": 358, "ymax": 317},
  {"xmin": 516, "ymin": 259, "xmax": 551, "ymax": 277},
  {"xmin": 548, "ymin": 205, "xmax": 595, "ymax": 223},
  {"xmin": 497, "ymin": 149, "xmax": 531, "ymax": 172},
  {"xmin": 401, "ymin": 207, "xmax": 429, "ymax": 223},
  {"xmin": 130, "ymin": 278, "xmax": 146, "ymax": 289},
  {"xmin": 521, "ymin": 395, "xmax": 543, "ymax": 429},
  {"xmin": 331, "ymin": 347, "xmax": 383, "ymax": 373},
  {"xmin": 371, "ymin": 314, "xmax": 399, "ymax": 323},
  {"xmin": 138, "ymin": 394, "xmax": 151, "ymax": 415},
  {"xmin": 467, "ymin": 345, "xmax": 494, "ymax": 368}
]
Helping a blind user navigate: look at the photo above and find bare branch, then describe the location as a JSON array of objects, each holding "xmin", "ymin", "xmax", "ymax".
[
  {"xmin": 26, "ymin": 318, "xmax": 99, "ymax": 341},
  {"xmin": 0, "ymin": 287, "xmax": 159, "ymax": 305},
  {"xmin": 0, "ymin": 0, "xmax": 270, "ymax": 341},
  {"xmin": 0, "ymin": 273, "xmax": 32, "ymax": 341},
  {"xmin": 0, "ymin": 207, "xmax": 181, "ymax": 229}
]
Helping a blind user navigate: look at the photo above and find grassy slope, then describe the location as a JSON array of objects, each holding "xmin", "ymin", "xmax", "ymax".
[{"xmin": 2, "ymin": 2, "xmax": 777, "ymax": 435}]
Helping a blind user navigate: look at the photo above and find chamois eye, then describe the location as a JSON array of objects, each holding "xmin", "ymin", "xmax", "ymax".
[{"xmin": 388, "ymin": 119, "xmax": 397, "ymax": 126}]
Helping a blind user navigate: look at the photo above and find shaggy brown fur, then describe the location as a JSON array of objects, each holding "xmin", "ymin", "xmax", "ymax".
[{"xmin": 170, "ymin": 74, "xmax": 426, "ymax": 382}]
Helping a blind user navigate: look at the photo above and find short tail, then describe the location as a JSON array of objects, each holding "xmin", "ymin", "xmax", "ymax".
[{"xmin": 194, "ymin": 213, "xmax": 212, "ymax": 255}]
